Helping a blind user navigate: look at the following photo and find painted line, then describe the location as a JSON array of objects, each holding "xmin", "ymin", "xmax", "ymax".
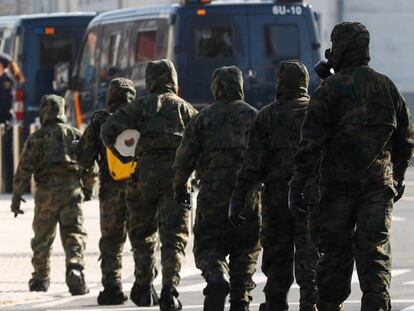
[
  {"xmin": 401, "ymin": 196, "xmax": 414, "ymax": 202},
  {"xmin": 48, "ymin": 300, "xmax": 414, "ymax": 311},
  {"xmin": 393, "ymin": 216, "xmax": 406, "ymax": 222},
  {"xmin": 402, "ymin": 304, "xmax": 414, "ymax": 311}
]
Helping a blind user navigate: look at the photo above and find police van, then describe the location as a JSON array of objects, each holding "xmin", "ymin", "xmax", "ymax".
[
  {"xmin": 67, "ymin": 0, "xmax": 321, "ymax": 127},
  {"xmin": 0, "ymin": 12, "xmax": 96, "ymax": 133}
]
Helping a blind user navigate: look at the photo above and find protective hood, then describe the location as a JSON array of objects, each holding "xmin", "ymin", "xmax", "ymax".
[
  {"xmin": 39, "ymin": 94, "xmax": 66, "ymax": 125},
  {"xmin": 106, "ymin": 77, "xmax": 136, "ymax": 112},
  {"xmin": 275, "ymin": 60, "xmax": 309, "ymax": 100},
  {"xmin": 330, "ymin": 21, "xmax": 370, "ymax": 72},
  {"xmin": 211, "ymin": 66, "xmax": 244, "ymax": 102},
  {"xmin": 145, "ymin": 59, "xmax": 178, "ymax": 94}
]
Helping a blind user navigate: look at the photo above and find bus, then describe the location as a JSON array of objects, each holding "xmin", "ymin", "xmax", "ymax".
[
  {"xmin": 66, "ymin": 0, "xmax": 321, "ymax": 127},
  {"xmin": 0, "ymin": 12, "xmax": 96, "ymax": 133}
]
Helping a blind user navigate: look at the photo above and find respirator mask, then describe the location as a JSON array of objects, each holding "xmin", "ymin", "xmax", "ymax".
[{"xmin": 314, "ymin": 48, "xmax": 334, "ymax": 79}]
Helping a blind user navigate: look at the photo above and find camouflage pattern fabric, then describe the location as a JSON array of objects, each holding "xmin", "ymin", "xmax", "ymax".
[
  {"xmin": 76, "ymin": 78, "xmax": 136, "ymax": 287},
  {"xmin": 174, "ymin": 66, "xmax": 260, "ymax": 303},
  {"xmin": 231, "ymin": 61, "xmax": 318, "ymax": 308},
  {"xmin": 291, "ymin": 22, "xmax": 414, "ymax": 310},
  {"xmin": 101, "ymin": 60, "xmax": 198, "ymax": 288},
  {"xmin": 12, "ymin": 94, "xmax": 88, "ymax": 281}
]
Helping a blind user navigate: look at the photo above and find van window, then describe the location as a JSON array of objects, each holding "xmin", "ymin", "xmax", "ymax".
[
  {"xmin": 78, "ymin": 31, "xmax": 97, "ymax": 90},
  {"xmin": 108, "ymin": 33, "xmax": 121, "ymax": 67},
  {"xmin": 195, "ymin": 26, "xmax": 234, "ymax": 59},
  {"xmin": 39, "ymin": 36, "xmax": 73, "ymax": 67},
  {"xmin": 265, "ymin": 24, "xmax": 300, "ymax": 59},
  {"xmin": 135, "ymin": 30, "xmax": 156, "ymax": 62}
]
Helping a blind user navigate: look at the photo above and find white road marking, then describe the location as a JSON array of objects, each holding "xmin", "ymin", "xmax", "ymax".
[
  {"xmin": 47, "ymin": 300, "xmax": 414, "ymax": 311},
  {"xmin": 401, "ymin": 196, "xmax": 414, "ymax": 202},
  {"xmin": 393, "ymin": 216, "xmax": 406, "ymax": 222},
  {"xmin": 403, "ymin": 304, "xmax": 414, "ymax": 311},
  {"xmin": 178, "ymin": 269, "xmax": 411, "ymax": 293}
]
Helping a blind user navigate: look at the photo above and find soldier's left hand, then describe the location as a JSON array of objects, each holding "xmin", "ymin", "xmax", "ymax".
[
  {"xmin": 288, "ymin": 184, "xmax": 308, "ymax": 220},
  {"xmin": 228, "ymin": 201, "xmax": 246, "ymax": 227},
  {"xmin": 394, "ymin": 180, "xmax": 405, "ymax": 203},
  {"xmin": 11, "ymin": 195, "xmax": 26, "ymax": 218}
]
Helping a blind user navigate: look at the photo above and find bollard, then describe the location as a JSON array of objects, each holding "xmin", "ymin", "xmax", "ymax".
[
  {"xmin": 30, "ymin": 123, "xmax": 38, "ymax": 194},
  {"xmin": 12, "ymin": 124, "xmax": 20, "ymax": 174},
  {"xmin": 0, "ymin": 124, "xmax": 5, "ymax": 193}
]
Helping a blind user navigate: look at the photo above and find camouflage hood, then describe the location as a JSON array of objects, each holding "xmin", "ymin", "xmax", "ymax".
[
  {"xmin": 145, "ymin": 59, "xmax": 178, "ymax": 94},
  {"xmin": 275, "ymin": 60, "xmax": 309, "ymax": 100},
  {"xmin": 331, "ymin": 21, "xmax": 370, "ymax": 72},
  {"xmin": 211, "ymin": 66, "xmax": 244, "ymax": 102},
  {"xmin": 106, "ymin": 77, "xmax": 136, "ymax": 112},
  {"xmin": 39, "ymin": 94, "xmax": 66, "ymax": 125}
]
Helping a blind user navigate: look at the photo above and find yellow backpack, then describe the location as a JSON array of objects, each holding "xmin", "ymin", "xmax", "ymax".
[{"xmin": 106, "ymin": 147, "xmax": 138, "ymax": 181}]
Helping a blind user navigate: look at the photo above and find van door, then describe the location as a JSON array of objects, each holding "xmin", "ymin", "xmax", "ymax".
[
  {"xmin": 247, "ymin": 4, "xmax": 316, "ymax": 107},
  {"xmin": 177, "ymin": 9, "xmax": 249, "ymax": 109}
]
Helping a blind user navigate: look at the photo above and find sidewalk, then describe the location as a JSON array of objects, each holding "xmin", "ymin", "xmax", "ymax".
[{"xmin": 0, "ymin": 195, "xmax": 197, "ymax": 309}]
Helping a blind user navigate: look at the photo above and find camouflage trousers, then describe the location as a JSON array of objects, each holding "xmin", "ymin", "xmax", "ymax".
[
  {"xmin": 309, "ymin": 183, "xmax": 393, "ymax": 311},
  {"xmin": 194, "ymin": 180, "xmax": 261, "ymax": 303},
  {"xmin": 126, "ymin": 155, "xmax": 190, "ymax": 288},
  {"xmin": 32, "ymin": 181, "xmax": 87, "ymax": 281},
  {"xmin": 262, "ymin": 181, "xmax": 318, "ymax": 309},
  {"xmin": 98, "ymin": 180, "xmax": 128, "ymax": 287}
]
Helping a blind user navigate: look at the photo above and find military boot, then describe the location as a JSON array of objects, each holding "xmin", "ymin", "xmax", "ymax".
[
  {"xmin": 299, "ymin": 303, "xmax": 317, "ymax": 311},
  {"xmin": 259, "ymin": 300, "xmax": 289, "ymax": 311},
  {"xmin": 230, "ymin": 301, "xmax": 250, "ymax": 311},
  {"xmin": 29, "ymin": 278, "xmax": 50, "ymax": 292},
  {"xmin": 160, "ymin": 285, "xmax": 182, "ymax": 311},
  {"xmin": 130, "ymin": 282, "xmax": 159, "ymax": 306},
  {"xmin": 317, "ymin": 300, "xmax": 344, "ymax": 311},
  {"xmin": 203, "ymin": 273, "xmax": 230, "ymax": 311},
  {"xmin": 66, "ymin": 265, "xmax": 89, "ymax": 296},
  {"xmin": 97, "ymin": 283, "xmax": 128, "ymax": 305}
]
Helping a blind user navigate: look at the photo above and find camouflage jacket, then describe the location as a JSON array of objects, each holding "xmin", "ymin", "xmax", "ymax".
[
  {"xmin": 292, "ymin": 22, "xmax": 414, "ymax": 188},
  {"xmin": 101, "ymin": 60, "xmax": 197, "ymax": 165},
  {"xmin": 232, "ymin": 61, "xmax": 310, "ymax": 204},
  {"xmin": 13, "ymin": 95, "xmax": 90, "ymax": 197},
  {"xmin": 174, "ymin": 66, "xmax": 258, "ymax": 188}
]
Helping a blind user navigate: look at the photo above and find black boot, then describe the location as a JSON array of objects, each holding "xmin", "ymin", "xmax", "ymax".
[
  {"xmin": 230, "ymin": 301, "xmax": 250, "ymax": 311},
  {"xmin": 317, "ymin": 301, "xmax": 344, "ymax": 311},
  {"xmin": 160, "ymin": 285, "xmax": 182, "ymax": 311},
  {"xmin": 66, "ymin": 265, "xmax": 89, "ymax": 296},
  {"xmin": 259, "ymin": 301, "xmax": 289, "ymax": 311},
  {"xmin": 29, "ymin": 278, "xmax": 50, "ymax": 292},
  {"xmin": 97, "ymin": 283, "xmax": 128, "ymax": 305},
  {"xmin": 299, "ymin": 304, "xmax": 317, "ymax": 311},
  {"xmin": 130, "ymin": 282, "xmax": 159, "ymax": 306},
  {"xmin": 203, "ymin": 273, "xmax": 230, "ymax": 311}
]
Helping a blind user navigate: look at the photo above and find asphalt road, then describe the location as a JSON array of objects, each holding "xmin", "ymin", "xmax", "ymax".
[{"xmin": 1, "ymin": 169, "xmax": 414, "ymax": 310}]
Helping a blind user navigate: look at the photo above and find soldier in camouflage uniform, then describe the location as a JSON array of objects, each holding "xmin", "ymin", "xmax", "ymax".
[
  {"xmin": 76, "ymin": 78, "xmax": 136, "ymax": 305},
  {"xmin": 101, "ymin": 59, "xmax": 197, "ymax": 310},
  {"xmin": 174, "ymin": 66, "xmax": 261, "ymax": 311},
  {"xmin": 230, "ymin": 60, "xmax": 318, "ymax": 311},
  {"xmin": 11, "ymin": 94, "xmax": 91, "ymax": 295},
  {"xmin": 289, "ymin": 22, "xmax": 414, "ymax": 311}
]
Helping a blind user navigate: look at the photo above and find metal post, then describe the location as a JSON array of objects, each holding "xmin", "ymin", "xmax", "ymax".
[
  {"xmin": 0, "ymin": 124, "xmax": 5, "ymax": 193},
  {"xmin": 12, "ymin": 124, "xmax": 20, "ymax": 174},
  {"xmin": 30, "ymin": 123, "xmax": 38, "ymax": 194}
]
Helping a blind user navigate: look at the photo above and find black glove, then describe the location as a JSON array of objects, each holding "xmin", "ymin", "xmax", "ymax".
[
  {"xmin": 228, "ymin": 201, "xmax": 246, "ymax": 228},
  {"xmin": 174, "ymin": 185, "xmax": 191, "ymax": 209},
  {"xmin": 394, "ymin": 180, "xmax": 405, "ymax": 203},
  {"xmin": 288, "ymin": 184, "xmax": 307, "ymax": 220},
  {"xmin": 11, "ymin": 195, "xmax": 25, "ymax": 218},
  {"xmin": 82, "ymin": 187, "xmax": 93, "ymax": 202}
]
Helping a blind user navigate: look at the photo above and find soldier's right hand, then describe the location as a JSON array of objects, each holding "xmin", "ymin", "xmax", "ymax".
[
  {"xmin": 11, "ymin": 195, "xmax": 26, "ymax": 218},
  {"xmin": 174, "ymin": 185, "xmax": 191, "ymax": 208}
]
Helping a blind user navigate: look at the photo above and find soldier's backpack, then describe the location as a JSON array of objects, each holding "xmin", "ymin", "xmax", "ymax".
[{"xmin": 91, "ymin": 110, "xmax": 138, "ymax": 181}]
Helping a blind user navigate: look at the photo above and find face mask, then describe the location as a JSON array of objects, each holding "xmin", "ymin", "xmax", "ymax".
[{"xmin": 314, "ymin": 49, "xmax": 333, "ymax": 79}]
